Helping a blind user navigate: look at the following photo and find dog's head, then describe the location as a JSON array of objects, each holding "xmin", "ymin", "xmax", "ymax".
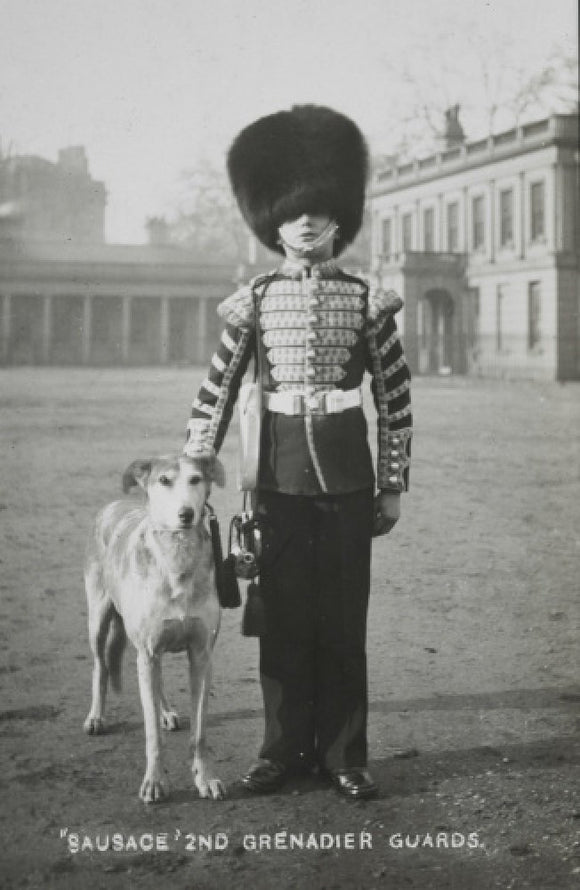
[{"xmin": 122, "ymin": 453, "xmax": 225, "ymax": 530}]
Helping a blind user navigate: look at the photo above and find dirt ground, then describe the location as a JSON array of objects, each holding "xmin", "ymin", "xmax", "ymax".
[{"xmin": 0, "ymin": 368, "xmax": 578, "ymax": 890}]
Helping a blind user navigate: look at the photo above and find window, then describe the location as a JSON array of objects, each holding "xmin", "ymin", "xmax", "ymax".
[
  {"xmin": 528, "ymin": 281, "xmax": 541, "ymax": 349},
  {"xmin": 423, "ymin": 207, "xmax": 435, "ymax": 252},
  {"xmin": 499, "ymin": 189, "xmax": 514, "ymax": 247},
  {"xmin": 472, "ymin": 196, "xmax": 485, "ymax": 250},
  {"xmin": 530, "ymin": 181, "xmax": 545, "ymax": 241},
  {"xmin": 402, "ymin": 213, "xmax": 413, "ymax": 251},
  {"xmin": 496, "ymin": 285, "xmax": 505, "ymax": 351},
  {"xmin": 446, "ymin": 202, "xmax": 459, "ymax": 252},
  {"xmin": 467, "ymin": 287, "xmax": 480, "ymax": 348},
  {"xmin": 381, "ymin": 218, "xmax": 392, "ymax": 258}
]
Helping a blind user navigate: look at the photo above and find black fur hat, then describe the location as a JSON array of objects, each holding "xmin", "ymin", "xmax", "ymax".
[{"xmin": 227, "ymin": 105, "xmax": 369, "ymax": 256}]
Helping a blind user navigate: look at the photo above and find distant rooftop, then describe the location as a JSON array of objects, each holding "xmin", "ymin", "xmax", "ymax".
[{"xmin": 371, "ymin": 113, "xmax": 579, "ymax": 196}]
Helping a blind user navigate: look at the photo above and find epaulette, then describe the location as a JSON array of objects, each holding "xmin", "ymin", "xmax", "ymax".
[
  {"xmin": 217, "ymin": 283, "xmax": 255, "ymax": 329},
  {"xmin": 216, "ymin": 272, "xmax": 277, "ymax": 329},
  {"xmin": 367, "ymin": 285, "xmax": 403, "ymax": 324}
]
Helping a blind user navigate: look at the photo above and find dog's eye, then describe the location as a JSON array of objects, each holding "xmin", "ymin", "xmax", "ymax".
[
  {"xmin": 158, "ymin": 475, "xmax": 172, "ymax": 486},
  {"xmin": 188, "ymin": 475, "xmax": 202, "ymax": 486}
]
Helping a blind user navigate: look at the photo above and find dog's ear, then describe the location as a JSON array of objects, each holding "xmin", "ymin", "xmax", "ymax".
[
  {"xmin": 122, "ymin": 459, "xmax": 153, "ymax": 494},
  {"xmin": 193, "ymin": 454, "xmax": 225, "ymax": 488},
  {"xmin": 211, "ymin": 456, "xmax": 226, "ymax": 488}
]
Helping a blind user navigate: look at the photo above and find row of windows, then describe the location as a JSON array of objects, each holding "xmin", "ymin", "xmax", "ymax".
[
  {"xmin": 423, "ymin": 280, "xmax": 543, "ymax": 357},
  {"xmin": 471, "ymin": 281, "xmax": 542, "ymax": 352},
  {"xmin": 380, "ymin": 181, "xmax": 546, "ymax": 256}
]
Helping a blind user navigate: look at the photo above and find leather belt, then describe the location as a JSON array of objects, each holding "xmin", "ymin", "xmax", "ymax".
[{"xmin": 264, "ymin": 388, "xmax": 362, "ymax": 416}]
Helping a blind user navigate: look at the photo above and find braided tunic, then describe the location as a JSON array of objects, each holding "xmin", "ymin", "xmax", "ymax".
[{"xmin": 186, "ymin": 259, "xmax": 412, "ymax": 495}]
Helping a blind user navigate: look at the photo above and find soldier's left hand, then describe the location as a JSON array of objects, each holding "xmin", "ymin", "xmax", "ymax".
[{"xmin": 373, "ymin": 491, "xmax": 400, "ymax": 537}]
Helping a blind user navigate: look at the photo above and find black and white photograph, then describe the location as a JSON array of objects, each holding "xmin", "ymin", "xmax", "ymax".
[{"xmin": 0, "ymin": 1, "xmax": 578, "ymax": 887}]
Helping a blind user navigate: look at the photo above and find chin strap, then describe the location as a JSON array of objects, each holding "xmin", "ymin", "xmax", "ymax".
[{"xmin": 278, "ymin": 221, "xmax": 339, "ymax": 256}]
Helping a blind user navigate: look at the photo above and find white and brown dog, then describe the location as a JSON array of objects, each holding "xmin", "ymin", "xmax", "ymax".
[{"xmin": 83, "ymin": 453, "xmax": 225, "ymax": 803}]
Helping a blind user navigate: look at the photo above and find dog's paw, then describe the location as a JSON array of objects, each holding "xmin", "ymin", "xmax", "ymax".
[
  {"xmin": 160, "ymin": 709, "xmax": 180, "ymax": 731},
  {"xmin": 83, "ymin": 715, "xmax": 105, "ymax": 735},
  {"xmin": 139, "ymin": 770, "xmax": 170, "ymax": 803},
  {"xmin": 195, "ymin": 775, "xmax": 226, "ymax": 800}
]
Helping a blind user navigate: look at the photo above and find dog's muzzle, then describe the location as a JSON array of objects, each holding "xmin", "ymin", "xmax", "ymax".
[{"xmin": 178, "ymin": 508, "xmax": 195, "ymax": 527}]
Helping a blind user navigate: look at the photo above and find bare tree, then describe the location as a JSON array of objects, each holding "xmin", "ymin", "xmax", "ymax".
[
  {"xmin": 504, "ymin": 49, "xmax": 579, "ymax": 124},
  {"xmin": 164, "ymin": 158, "xmax": 250, "ymax": 264},
  {"xmin": 377, "ymin": 23, "xmax": 578, "ymax": 160},
  {"xmin": 0, "ymin": 136, "xmax": 16, "ymax": 165}
]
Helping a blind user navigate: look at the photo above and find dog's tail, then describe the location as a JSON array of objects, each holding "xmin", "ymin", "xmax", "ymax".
[{"xmin": 105, "ymin": 611, "xmax": 127, "ymax": 693}]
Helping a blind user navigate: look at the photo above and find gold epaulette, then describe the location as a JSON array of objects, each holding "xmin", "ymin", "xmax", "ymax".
[
  {"xmin": 217, "ymin": 273, "xmax": 277, "ymax": 329},
  {"xmin": 217, "ymin": 283, "xmax": 254, "ymax": 329},
  {"xmin": 367, "ymin": 285, "xmax": 403, "ymax": 331}
]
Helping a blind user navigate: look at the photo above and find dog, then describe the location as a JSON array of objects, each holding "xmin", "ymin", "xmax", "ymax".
[{"xmin": 83, "ymin": 452, "xmax": 226, "ymax": 803}]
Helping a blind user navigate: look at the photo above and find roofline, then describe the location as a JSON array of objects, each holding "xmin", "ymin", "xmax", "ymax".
[{"xmin": 371, "ymin": 113, "xmax": 579, "ymax": 198}]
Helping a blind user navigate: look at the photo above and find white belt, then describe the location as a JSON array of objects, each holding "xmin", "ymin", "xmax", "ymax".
[{"xmin": 264, "ymin": 387, "xmax": 362, "ymax": 416}]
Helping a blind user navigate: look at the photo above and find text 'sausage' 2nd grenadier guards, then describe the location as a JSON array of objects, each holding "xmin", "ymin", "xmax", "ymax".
[{"xmin": 184, "ymin": 104, "xmax": 412, "ymax": 800}]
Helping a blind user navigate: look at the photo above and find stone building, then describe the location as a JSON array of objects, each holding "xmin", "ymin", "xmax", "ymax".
[
  {"xmin": 370, "ymin": 113, "xmax": 579, "ymax": 380},
  {"xmin": 0, "ymin": 239, "xmax": 243, "ymax": 366},
  {"xmin": 0, "ymin": 146, "xmax": 106, "ymax": 244},
  {"xmin": 0, "ymin": 146, "xmax": 251, "ymax": 367},
  {"xmin": 0, "ymin": 137, "xmax": 371, "ymax": 367}
]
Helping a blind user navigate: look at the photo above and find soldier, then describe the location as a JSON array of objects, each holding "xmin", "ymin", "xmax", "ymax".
[{"xmin": 185, "ymin": 105, "xmax": 412, "ymax": 799}]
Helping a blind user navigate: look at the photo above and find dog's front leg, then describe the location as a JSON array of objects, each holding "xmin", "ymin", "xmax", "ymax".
[
  {"xmin": 188, "ymin": 646, "xmax": 225, "ymax": 799},
  {"xmin": 136, "ymin": 650, "xmax": 169, "ymax": 802},
  {"xmin": 159, "ymin": 662, "xmax": 180, "ymax": 731}
]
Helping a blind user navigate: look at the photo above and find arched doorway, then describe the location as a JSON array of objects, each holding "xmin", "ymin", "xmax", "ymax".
[{"xmin": 420, "ymin": 289, "xmax": 455, "ymax": 373}]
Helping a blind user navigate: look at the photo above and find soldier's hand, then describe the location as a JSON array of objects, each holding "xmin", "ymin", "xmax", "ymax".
[{"xmin": 373, "ymin": 491, "xmax": 400, "ymax": 537}]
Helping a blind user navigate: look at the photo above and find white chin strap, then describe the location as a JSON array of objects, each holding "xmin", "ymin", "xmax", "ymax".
[{"xmin": 278, "ymin": 221, "xmax": 339, "ymax": 256}]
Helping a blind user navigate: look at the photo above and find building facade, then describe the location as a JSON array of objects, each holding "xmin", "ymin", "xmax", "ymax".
[
  {"xmin": 0, "ymin": 240, "xmax": 244, "ymax": 366},
  {"xmin": 0, "ymin": 146, "xmax": 106, "ymax": 244},
  {"xmin": 370, "ymin": 114, "xmax": 579, "ymax": 380}
]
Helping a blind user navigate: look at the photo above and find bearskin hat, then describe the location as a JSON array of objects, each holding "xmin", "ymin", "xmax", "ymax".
[{"xmin": 227, "ymin": 105, "xmax": 369, "ymax": 257}]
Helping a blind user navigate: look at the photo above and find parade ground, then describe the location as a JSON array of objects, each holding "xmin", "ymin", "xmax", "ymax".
[{"xmin": 0, "ymin": 368, "xmax": 578, "ymax": 889}]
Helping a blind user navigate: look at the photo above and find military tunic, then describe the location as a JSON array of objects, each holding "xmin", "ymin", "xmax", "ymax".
[
  {"xmin": 185, "ymin": 258, "xmax": 412, "ymax": 771},
  {"xmin": 186, "ymin": 259, "xmax": 412, "ymax": 491}
]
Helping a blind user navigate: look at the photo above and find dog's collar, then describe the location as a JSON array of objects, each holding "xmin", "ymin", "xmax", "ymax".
[{"xmin": 149, "ymin": 527, "xmax": 199, "ymax": 536}]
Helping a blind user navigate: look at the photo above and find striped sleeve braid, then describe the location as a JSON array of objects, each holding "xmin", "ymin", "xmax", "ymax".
[
  {"xmin": 184, "ymin": 322, "xmax": 254, "ymax": 457},
  {"xmin": 366, "ymin": 311, "xmax": 412, "ymax": 492}
]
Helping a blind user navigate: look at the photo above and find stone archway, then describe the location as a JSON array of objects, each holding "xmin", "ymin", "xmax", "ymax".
[{"xmin": 421, "ymin": 289, "xmax": 455, "ymax": 373}]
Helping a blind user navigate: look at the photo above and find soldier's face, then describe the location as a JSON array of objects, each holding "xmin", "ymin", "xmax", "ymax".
[{"xmin": 278, "ymin": 213, "xmax": 336, "ymax": 260}]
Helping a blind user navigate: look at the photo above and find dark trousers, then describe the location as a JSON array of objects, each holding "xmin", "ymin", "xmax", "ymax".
[{"xmin": 256, "ymin": 488, "xmax": 374, "ymax": 771}]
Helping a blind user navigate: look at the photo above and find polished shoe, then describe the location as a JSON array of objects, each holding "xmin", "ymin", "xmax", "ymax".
[
  {"xmin": 241, "ymin": 759, "xmax": 290, "ymax": 793},
  {"xmin": 325, "ymin": 768, "xmax": 378, "ymax": 800}
]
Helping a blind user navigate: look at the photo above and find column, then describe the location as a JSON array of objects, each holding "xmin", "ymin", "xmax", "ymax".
[
  {"xmin": 121, "ymin": 296, "xmax": 131, "ymax": 364},
  {"xmin": 552, "ymin": 162, "xmax": 561, "ymax": 252},
  {"xmin": 1, "ymin": 294, "xmax": 11, "ymax": 364},
  {"xmin": 519, "ymin": 171, "xmax": 526, "ymax": 260},
  {"xmin": 405, "ymin": 277, "xmax": 419, "ymax": 375},
  {"xmin": 160, "ymin": 296, "xmax": 170, "ymax": 364},
  {"xmin": 196, "ymin": 297, "xmax": 207, "ymax": 364},
  {"xmin": 488, "ymin": 179, "xmax": 495, "ymax": 264},
  {"xmin": 463, "ymin": 186, "xmax": 470, "ymax": 254},
  {"xmin": 416, "ymin": 198, "xmax": 421, "ymax": 251},
  {"xmin": 372, "ymin": 210, "xmax": 379, "ymax": 265},
  {"xmin": 82, "ymin": 296, "xmax": 93, "ymax": 364},
  {"xmin": 42, "ymin": 294, "xmax": 53, "ymax": 364}
]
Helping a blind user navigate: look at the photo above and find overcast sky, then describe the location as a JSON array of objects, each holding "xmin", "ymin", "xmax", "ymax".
[{"xmin": 0, "ymin": 0, "xmax": 576, "ymax": 243}]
